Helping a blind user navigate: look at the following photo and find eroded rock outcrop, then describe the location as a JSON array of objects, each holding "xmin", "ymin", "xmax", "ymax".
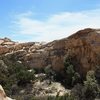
[{"xmin": 0, "ymin": 28, "xmax": 100, "ymax": 77}]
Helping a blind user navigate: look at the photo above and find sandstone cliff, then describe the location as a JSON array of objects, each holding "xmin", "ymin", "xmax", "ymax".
[{"xmin": 0, "ymin": 28, "xmax": 100, "ymax": 77}]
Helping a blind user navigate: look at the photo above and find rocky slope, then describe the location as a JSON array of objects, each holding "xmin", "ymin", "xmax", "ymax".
[
  {"xmin": 0, "ymin": 28, "xmax": 100, "ymax": 100},
  {"xmin": 0, "ymin": 28, "xmax": 100, "ymax": 77}
]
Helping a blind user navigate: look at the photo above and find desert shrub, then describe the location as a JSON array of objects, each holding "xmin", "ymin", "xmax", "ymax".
[
  {"xmin": 83, "ymin": 70, "xmax": 99, "ymax": 100},
  {"xmin": 34, "ymin": 67, "xmax": 45, "ymax": 74},
  {"xmin": 47, "ymin": 96, "xmax": 55, "ymax": 100},
  {"xmin": 44, "ymin": 65, "xmax": 56, "ymax": 81},
  {"xmin": 71, "ymin": 70, "xmax": 99, "ymax": 100},
  {"xmin": 64, "ymin": 64, "xmax": 75, "ymax": 87},
  {"xmin": 0, "ymin": 56, "xmax": 35, "ymax": 95},
  {"xmin": 95, "ymin": 65, "xmax": 100, "ymax": 84},
  {"xmin": 47, "ymin": 93, "xmax": 74, "ymax": 100},
  {"xmin": 16, "ymin": 69, "xmax": 35, "ymax": 86},
  {"xmin": 63, "ymin": 55, "xmax": 81, "ymax": 88},
  {"xmin": 56, "ymin": 93, "xmax": 74, "ymax": 100},
  {"xmin": 71, "ymin": 84, "xmax": 83, "ymax": 100},
  {"xmin": 4, "ymin": 57, "xmax": 35, "ymax": 86}
]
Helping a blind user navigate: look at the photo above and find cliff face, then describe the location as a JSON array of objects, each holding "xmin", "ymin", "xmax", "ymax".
[{"xmin": 0, "ymin": 28, "xmax": 100, "ymax": 77}]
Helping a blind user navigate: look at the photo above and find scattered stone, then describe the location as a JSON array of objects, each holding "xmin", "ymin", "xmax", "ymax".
[{"xmin": 32, "ymin": 77, "xmax": 70, "ymax": 97}]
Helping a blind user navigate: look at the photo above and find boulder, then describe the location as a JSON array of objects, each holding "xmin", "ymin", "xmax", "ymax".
[
  {"xmin": 0, "ymin": 46, "xmax": 9, "ymax": 55},
  {"xmin": 0, "ymin": 39, "xmax": 4, "ymax": 45},
  {"xmin": 0, "ymin": 85, "xmax": 15, "ymax": 100}
]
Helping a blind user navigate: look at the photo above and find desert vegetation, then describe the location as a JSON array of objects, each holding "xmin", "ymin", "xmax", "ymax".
[{"xmin": 0, "ymin": 53, "xmax": 100, "ymax": 100}]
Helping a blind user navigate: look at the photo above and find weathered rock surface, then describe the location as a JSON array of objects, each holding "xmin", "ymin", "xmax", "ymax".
[
  {"xmin": 0, "ymin": 85, "xmax": 15, "ymax": 100},
  {"xmin": 14, "ymin": 73, "xmax": 70, "ymax": 98},
  {"xmin": 0, "ymin": 28, "xmax": 100, "ymax": 77},
  {"xmin": 32, "ymin": 79, "xmax": 69, "ymax": 96}
]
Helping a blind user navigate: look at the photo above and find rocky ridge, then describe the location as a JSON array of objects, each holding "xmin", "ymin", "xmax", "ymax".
[
  {"xmin": 0, "ymin": 28, "xmax": 100, "ymax": 77},
  {"xmin": 0, "ymin": 28, "xmax": 100, "ymax": 100}
]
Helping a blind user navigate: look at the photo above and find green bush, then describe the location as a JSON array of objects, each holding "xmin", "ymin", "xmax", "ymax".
[
  {"xmin": 7, "ymin": 61, "xmax": 35, "ymax": 86},
  {"xmin": 71, "ymin": 70, "xmax": 99, "ymax": 100},
  {"xmin": 71, "ymin": 84, "xmax": 83, "ymax": 100},
  {"xmin": 83, "ymin": 70, "xmax": 99, "ymax": 100},
  {"xmin": 47, "ymin": 93, "xmax": 74, "ymax": 100},
  {"xmin": 0, "ymin": 56, "xmax": 35, "ymax": 95},
  {"xmin": 16, "ymin": 69, "xmax": 35, "ymax": 86},
  {"xmin": 95, "ymin": 65, "xmax": 100, "ymax": 84},
  {"xmin": 64, "ymin": 55, "xmax": 81, "ymax": 87},
  {"xmin": 44, "ymin": 65, "xmax": 56, "ymax": 81}
]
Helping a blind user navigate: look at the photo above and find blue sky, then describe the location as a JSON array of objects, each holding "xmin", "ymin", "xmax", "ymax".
[{"xmin": 0, "ymin": 0, "xmax": 100, "ymax": 42}]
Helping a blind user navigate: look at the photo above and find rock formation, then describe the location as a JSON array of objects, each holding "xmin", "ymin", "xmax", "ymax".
[
  {"xmin": 0, "ymin": 28, "xmax": 100, "ymax": 77},
  {"xmin": 0, "ymin": 85, "xmax": 14, "ymax": 100}
]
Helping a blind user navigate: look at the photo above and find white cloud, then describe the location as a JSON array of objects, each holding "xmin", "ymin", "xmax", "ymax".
[{"xmin": 12, "ymin": 9, "xmax": 100, "ymax": 42}]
